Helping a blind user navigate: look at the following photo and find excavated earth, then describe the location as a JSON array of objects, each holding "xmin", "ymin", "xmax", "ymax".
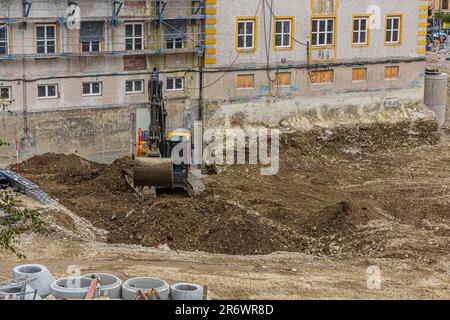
[{"xmin": 17, "ymin": 119, "xmax": 449, "ymax": 260}]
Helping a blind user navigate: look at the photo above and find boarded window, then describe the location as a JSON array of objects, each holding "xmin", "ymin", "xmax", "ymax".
[
  {"xmin": 275, "ymin": 72, "xmax": 291, "ymax": 86},
  {"xmin": 352, "ymin": 68, "xmax": 367, "ymax": 81},
  {"xmin": 385, "ymin": 66, "xmax": 399, "ymax": 79},
  {"xmin": 237, "ymin": 74, "xmax": 254, "ymax": 88},
  {"xmin": 310, "ymin": 70, "xmax": 334, "ymax": 84}
]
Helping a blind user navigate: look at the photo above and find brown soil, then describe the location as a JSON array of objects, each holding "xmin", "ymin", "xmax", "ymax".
[{"xmin": 17, "ymin": 119, "xmax": 446, "ymax": 258}]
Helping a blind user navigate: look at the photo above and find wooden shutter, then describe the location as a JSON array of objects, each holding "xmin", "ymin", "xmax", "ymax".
[
  {"xmin": 352, "ymin": 68, "xmax": 367, "ymax": 81},
  {"xmin": 237, "ymin": 74, "xmax": 254, "ymax": 88},
  {"xmin": 311, "ymin": 70, "xmax": 334, "ymax": 83},
  {"xmin": 385, "ymin": 66, "xmax": 399, "ymax": 79},
  {"xmin": 275, "ymin": 72, "xmax": 291, "ymax": 86}
]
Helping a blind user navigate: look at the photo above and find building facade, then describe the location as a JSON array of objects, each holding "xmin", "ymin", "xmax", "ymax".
[
  {"xmin": 0, "ymin": 0, "xmax": 205, "ymax": 164},
  {"xmin": 202, "ymin": 0, "xmax": 429, "ymax": 129},
  {"xmin": 0, "ymin": 0, "xmax": 431, "ymax": 165}
]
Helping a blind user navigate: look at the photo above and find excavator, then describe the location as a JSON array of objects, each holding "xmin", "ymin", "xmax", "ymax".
[{"xmin": 123, "ymin": 68, "xmax": 204, "ymax": 200}]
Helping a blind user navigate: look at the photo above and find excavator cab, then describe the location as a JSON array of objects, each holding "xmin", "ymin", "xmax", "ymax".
[{"xmin": 168, "ymin": 130, "xmax": 191, "ymax": 183}]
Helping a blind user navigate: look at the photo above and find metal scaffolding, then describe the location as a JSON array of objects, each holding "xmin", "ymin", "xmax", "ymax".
[{"xmin": 0, "ymin": 0, "xmax": 206, "ymax": 59}]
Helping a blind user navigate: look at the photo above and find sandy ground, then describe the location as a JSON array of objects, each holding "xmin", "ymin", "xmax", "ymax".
[{"xmin": 1, "ymin": 53, "xmax": 450, "ymax": 300}]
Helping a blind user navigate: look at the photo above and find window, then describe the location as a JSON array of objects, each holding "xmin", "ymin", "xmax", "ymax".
[
  {"xmin": 125, "ymin": 23, "xmax": 143, "ymax": 51},
  {"xmin": 352, "ymin": 16, "xmax": 369, "ymax": 46},
  {"xmin": 352, "ymin": 68, "xmax": 367, "ymax": 82},
  {"xmin": 126, "ymin": 80, "xmax": 144, "ymax": 94},
  {"xmin": 167, "ymin": 78, "xmax": 184, "ymax": 91},
  {"xmin": 82, "ymin": 82, "xmax": 102, "ymax": 96},
  {"xmin": 0, "ymin": 24, "xmax": 9, "ymax": 55},
  {"xmin": 311, "ymin": 18, "xmax": 334, "ymax": 46},
  {"xmin": 0, "ymin": 87, "xmax": 11, "ymax": 100},
  {"xmin": 386, "ymin": 16, "xmax": 402, "ymax": 45},
  {"xmin": 275, "ymin": 18, "xmax": 293, "ymax": 49},
  {"xmin": 165, "ymin": 20, "xmax": 186, "ymax": 49},
  {"xmin": 36, "ymin": 25, "xmax": 56, "ymax": 54},
  {"xmin": 81, "ymin": 22, "xmax": 104, "ymax": 53},
  {"xmin": 385, "ymin": 66, "xmax": 399, "ymax": 80},
  {"xmin": 82, "ymin": 42, "xmax": 100, "ymax": 52},
  {"xmin": 166, "ymin": 38, "xmax": 183, "ymax": 49},
  {"xmin": 37, "ymin": 84, "xmax": 58, "ymax": 98},
  {"xmin": 237, "ymin": 18, "xmax": 256, "ymax": 50},
  {"xmin": 275, "ymin": 72, "xmax": 291, "ymax": 86},
  {"xmin": 310, "ymin": 70, "xmax": 334, "ymax": 84},
  {"xmin": 237, "ymin": 74, "xmax": 254, "ymax": 89}
]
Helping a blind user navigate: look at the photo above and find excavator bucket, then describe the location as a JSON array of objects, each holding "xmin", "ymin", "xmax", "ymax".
[{"xmin": 131, "ymin": 158, "xmax": 174, "ymax": 188}]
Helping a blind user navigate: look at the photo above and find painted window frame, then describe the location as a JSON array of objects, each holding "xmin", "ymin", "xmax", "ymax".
[
  {"xmin": 352, "ymin": 15, "xmax": 370, "ymax": 48},
  {"xmin": 37, "ymin": 84, "xmax": 58, "ymax": 99},
  {"xmin": 0, "ymin": 23, "xmax": 10, "ymax": 55},
  {"xmin": 36, "ymin": 24, "xmax": 57, "ymax": 54},
  {"xmin": 166, "ymin": 77, "xmax": 184, "ymax": 91},
  {"xmin": 82, "ymin": 81, "xmax": 102, "ymax": 96},
  {"xmin": 311, "ymin": 18, "xmax": 335, "ymax": 46},
  {"xmin": 385, "ymin": 14, "xmax": 403, "ymax": 46},
  {"xmin": 0, "ymin": 86, "xmax": 11, "ymax": 100},
  {"xmin": 125, "ymin": 22, "xmax": 144, "ymax": 51},
  {"xmin": 274, "ymin": 17, "xmax": 294, "ymax": 51},
  {"xmin": 126, "ymin": 80, "xmax": 145, "ymax": 94},
  {"xmin": 236, "ymin": 17, "xmax": 258, "ymax": 52}
]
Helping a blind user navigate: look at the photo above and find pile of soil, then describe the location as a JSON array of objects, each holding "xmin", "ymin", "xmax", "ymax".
[{"xmin": 18, "ymin": 120, "xmax": 445, "ymax": 256}]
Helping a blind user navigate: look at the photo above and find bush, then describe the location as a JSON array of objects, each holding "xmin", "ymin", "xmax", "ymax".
[{"xmin": 0, "ymin": 191, "xmax": 48, "ymax": 258}]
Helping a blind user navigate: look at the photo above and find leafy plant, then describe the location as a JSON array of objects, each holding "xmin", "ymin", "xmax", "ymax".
[{"xmin": 0, "ymin": 191, "xmax": 48, "ymax": 258}]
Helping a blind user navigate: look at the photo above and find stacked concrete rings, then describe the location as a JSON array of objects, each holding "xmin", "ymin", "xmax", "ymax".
[
  {"xmin": 82, "ymin": 273, "xmax": 122, "ymax": 299},
  {"xmin": 12, "ymin": 264, "xmax": 55, "ymax": 298},
  {"xmin": 122, "ymin": 277, "xmax": 170, "ymax": 300},
  {"xmin": 50, "ymin": 276, "xmax": 96, "ymax": 300}
]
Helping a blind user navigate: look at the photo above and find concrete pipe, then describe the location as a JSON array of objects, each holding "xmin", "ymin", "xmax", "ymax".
[
  {"xmin": 170, "ymin": 283, "xmax": 204, "ymax": 300},
  {"xmin": 0, "ymin": 284, "xmax": 41, "ymax": 300},
  {"xmin": 82, "ymin": 273, "xmax": 122, "ymax": 299},
  {"xmin": 122, "ymin": 277, "xmax": 170, "ymax": 300},
  {"xmin": 425, "ymin": 71, "xmax": 449, "ymax": 127},
  {"xmin": 12, "ymin": 264, "xmax": 55, "ymax": 298},
  {"xmin": 50, "ymin": 277, "xmax": 97, "ymax": 300}
]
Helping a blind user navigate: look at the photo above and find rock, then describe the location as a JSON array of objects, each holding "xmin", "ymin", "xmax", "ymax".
[{"xmin": 110, "ymin": 213, "xmax": 117, "ymax": 221}]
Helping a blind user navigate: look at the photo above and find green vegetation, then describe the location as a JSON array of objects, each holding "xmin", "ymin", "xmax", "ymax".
[
  {"xmin": 0, "ymin": 191, "xmax": 48, "ymax": 258},
  {"xmin": 0, "ymin": 139, "xmax": 46, "ymax": 258}
]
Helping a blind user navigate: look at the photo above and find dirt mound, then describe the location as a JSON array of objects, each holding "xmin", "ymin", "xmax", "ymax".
[{"xmin": 17, "ymin": 120, "xmax": 447, "ymax": 257}]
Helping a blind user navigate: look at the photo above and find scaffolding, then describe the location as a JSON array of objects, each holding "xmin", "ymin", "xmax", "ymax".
[{"xmin": 0, "ymin": 0, "xmax": 206, "ymax": 59}]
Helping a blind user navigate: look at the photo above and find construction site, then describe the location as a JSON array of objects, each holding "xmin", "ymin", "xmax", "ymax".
[{"xmin": 1, "ymin": 0, "xmax": 450, "ymax": 301}]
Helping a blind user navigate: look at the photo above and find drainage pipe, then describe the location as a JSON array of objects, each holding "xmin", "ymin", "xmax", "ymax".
[
  {"xmin": 82, "ymin": 273, "xmax": 122, "ymax": 299},
  {"xmin": 12, "ymin": 264, "xmax": 55, "ymax": 297},
  {"xmin": 50, "ymin": 277, "xmax": 96, "ymax": 300},
  {"xmin": 170, "ymin": 282, "xmax": 204, "ymax": 300},
  {"xmin": 122, "ymin": 277, "xmax": 170, "ymax": 300}
]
